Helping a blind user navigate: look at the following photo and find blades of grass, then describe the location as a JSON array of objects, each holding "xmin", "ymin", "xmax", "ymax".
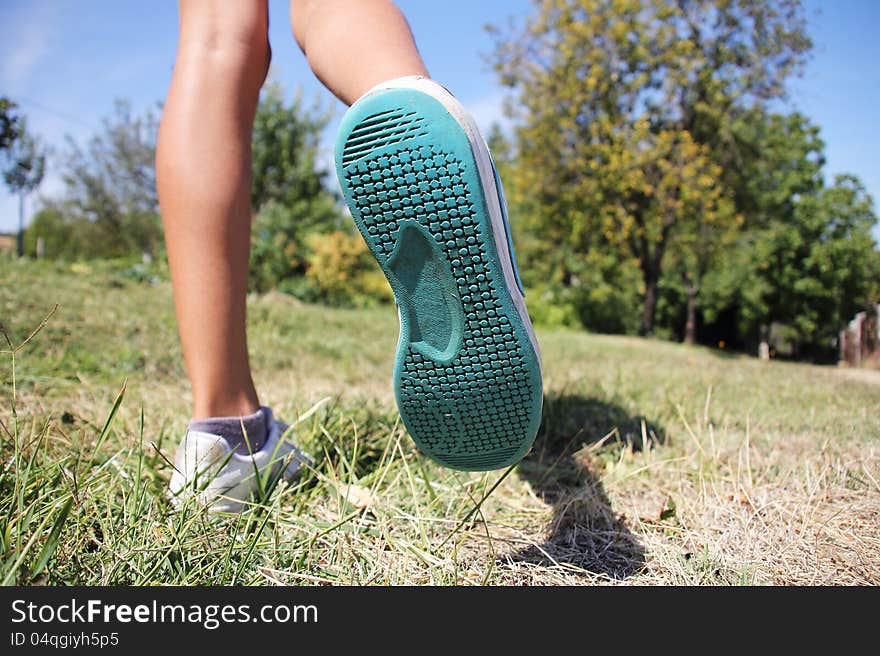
[
  {"xmin": 349, "ymin": 418, "xmax": 360, "ymax": 484},
  {"xmin": 2, "ymin": 306, "xmax": 58, "ymax": 442},
  {"xmin": 416, "ymin": 451, "xmax": 439, "ymax": 504},
  {"xmin": 439, "ymin": 463, "xmax": 517, "ymax": 549},
  {"xmin": 133, "ymin": 406, "xmax": 147, "ymax": 514},
  {"xmin": 676, "ymin": 402, "xmax": 705, "ymax": 456},
  {"xmin": 358, "ymin": 426, "xmax": 404, "ymax": 535},
  {"xmin": 30, "ymin": 497, "xmax": 74, "ymax": 579},
  {"xmin": 457, "ymin": 478, "xmax": 496, "ymax": 586},
  {"xmin": 396, "ymin": 438, "xmax": 429, "ymax": 549},
  {"xmin": 0, "ymin": 304, "xmax": 58, "ymax": 356},
  {"xmin": 319, "ymin": 422, "xmax": 352, "ymax": 494},
  {"xmin": 15, "ymin": 424, "xmax": 49, "ymax": 553},
  {"xmin": 20, "ymin": 420, "xmax": 48, "ymax": 496},
  {"xmin": 232, "ymin": 505, "xmax": 274, "ymax": 584},
  {"xmin": 1, "ymin": 494, "xmax": 71, "ymax": 586},
  {"xmin": 291, "ymin": 397, "xmax": 331, "ymax": 426},
  {"xmin": 218, "ymin": 513, "xmax": 246, "ymax": 583},
  {"xmin": 92, "ymin": 381, "xmax": 126, "ymax": 462}
]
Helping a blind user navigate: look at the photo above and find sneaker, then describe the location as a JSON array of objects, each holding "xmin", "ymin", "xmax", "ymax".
[
  {"xmin": 168, "ymin": 406, "xmax": 310, "ymax": 513},
  {"xmin": 334, "ymin": 76, "xmax": 543, "ymax": 471}
]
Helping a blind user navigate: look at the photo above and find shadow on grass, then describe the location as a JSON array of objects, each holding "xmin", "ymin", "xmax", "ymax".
[{"xmin": 509, "ymin": 393, "xmax": 666, "ymax": 580}]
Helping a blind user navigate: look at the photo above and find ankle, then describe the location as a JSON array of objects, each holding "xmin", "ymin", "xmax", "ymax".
[
  {"xmin": 192, "ymin": 389, "xmax": 260, "ymax": 421},
  {"xmin": 188, "ymin": 406, "xmax": 270, "ymax": 455}
]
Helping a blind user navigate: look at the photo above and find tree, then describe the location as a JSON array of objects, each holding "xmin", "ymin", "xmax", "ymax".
[
  {"xmin": 56, "ymin": 100, "xmax": 162, "ymax": 257},
  {"xmin": 248, "ymin": 82, "xmax": 346, "ymax": 290},
  {"xmin": 0, "ymin": 97, "xmax": 21, "ymax": 152},
  {"xmin": 667, "ymin": 174, "xmax": 741, "ymax": 345},
  {"xmin": 490, "ymin": 0, "xmax": 811, "ymax": 335},
  {"xmin": 729, "ymin": 110, "xmax": 825, "ymax": 231},
  {"xmin": 749, "ymin": 176, "xmax": 878, "ymax": 356},
  {"xmin": 700, "ymin": 111, "xmax": 830, "ymax": 353},
  {"xmin": 251, "ymin": 81, "xmax": 335, "ymax": 213},
  {"xmin": 2, "ymin": 120, "xmax": 46, "ymax": 257},
  {"xmin": 23, "ymin": 202, "xmax": 99, "ymax": 259}
]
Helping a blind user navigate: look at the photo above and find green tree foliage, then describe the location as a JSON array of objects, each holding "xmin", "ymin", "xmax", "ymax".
[
  {"xmin": 0, "ymin": 97, "xmax": 21, "ymax": 152},
  {"xmin": 30, "ymin": 100, "xmax": 163, "ymax": 259},
  {"xmin": 21, "ymin": 85, "xmax": 383, "ymax": 306},
  {"xmin": 706, "ymin": 175, "xmax": 878, "ymax": 355},
  {"xmin": 701, "ymin": 111, "xmax": 822, "ymax": 334},
  {"xmin": 249, "ymin": 196, "xmax": 344, "ymax": 293},
  {"xmin": 3, "ymin": 121, "xmax": 46, "ymax": 197},
  {"xmin": 23, "ymin": 202, "xmax": 98, "ymax": 259},
  {"xmin": 304, "ymin": 229, "xmax": 393, "ymax": 306},
  {"xmin": 795, "ymin": 177, "xmax": 880, "ymax": 344},
  {"xmin": 699, "ymin": 111, "xmax": 879, "ymax": 354},
  {"xmin": 729, "ymin": 110, "xmax": 825, "ymax": 229},
  {"xmin": 251, "ymin": 82, "xmax": 334, "ymax": 212},
  {"xmin": 2, "ymin": 124, "xmax": 43, "ymax": 182},
  {"xmin": 490, "ymin": 0, "xmax": 811, "ymax": 335},
  {"xmin": 248, "ymin": 82, "xmax": 347, "ymax": 291},
  {"xmin": 2, "ymin": 119, "xmax": 46, "ymax": 256}
]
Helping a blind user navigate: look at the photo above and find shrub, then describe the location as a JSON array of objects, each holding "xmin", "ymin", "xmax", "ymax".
[{"xmin": 304, "ymin": 230, "xmax": 392, "ymax": 307}]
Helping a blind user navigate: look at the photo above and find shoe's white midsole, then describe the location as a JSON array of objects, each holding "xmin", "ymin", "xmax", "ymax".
[{"xmin": 361, "ymin": 76, "xmax": 542, "ymax": 368}]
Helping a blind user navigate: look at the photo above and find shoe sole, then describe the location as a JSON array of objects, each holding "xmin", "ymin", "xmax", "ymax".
[{"xmin": 335, "ymin": 78, "xmax": 543, "ymax": 471}]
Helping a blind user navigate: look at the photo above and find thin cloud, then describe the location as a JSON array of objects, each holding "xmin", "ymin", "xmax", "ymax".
[
  {"xmin": 0, "ymin": 2, "xmax": 58, "ymax": 93},
  {"xmin": 465, "ymin": 91, "xmax": 514, "ymax": 136}
]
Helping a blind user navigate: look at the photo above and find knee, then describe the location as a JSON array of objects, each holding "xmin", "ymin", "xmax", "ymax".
[
  {"xmin": 178, "ymin": 4, "xmax": 271, "ymax": 92},
  {"xmin": 290, "ymin": 0, "xmax": 315, "ymax": 52},
  {"xmin": 291, "ymin": 0, "xmax": 345, "ymax": 52}
]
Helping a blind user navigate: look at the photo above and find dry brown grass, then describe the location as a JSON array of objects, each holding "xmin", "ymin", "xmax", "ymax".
[{"xmin": 1, "ymin": 258, "xmax": 878, "ymax": 585}]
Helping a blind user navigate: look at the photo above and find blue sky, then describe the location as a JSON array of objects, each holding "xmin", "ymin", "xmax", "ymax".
[{"xmin": 0, "ymin": 0, "xmax": 878, "ymax": 235}]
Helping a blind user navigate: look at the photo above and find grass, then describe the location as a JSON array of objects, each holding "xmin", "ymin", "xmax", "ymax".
[{"xmin": 1, "ymin": 256, "xmax": 878, "ymax": 585}]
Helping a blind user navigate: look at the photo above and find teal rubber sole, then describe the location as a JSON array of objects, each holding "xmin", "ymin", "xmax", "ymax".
[{"xmin": 335, "ymin": 84, "xmax": 542, "ymax": 471}]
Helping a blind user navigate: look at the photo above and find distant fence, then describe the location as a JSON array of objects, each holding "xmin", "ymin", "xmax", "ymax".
[{"xmin": 839, "ymin": 306, "xmax": 880, "ymax": 368}]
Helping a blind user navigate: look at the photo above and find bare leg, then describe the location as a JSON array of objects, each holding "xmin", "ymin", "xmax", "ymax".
[
  {"xmin": 156, "ymin": 0, "xmax": 269, "ymax": 419},
  {"xmin": 290, "ymin": 0, "xmax": 429, "ymax": 105}
]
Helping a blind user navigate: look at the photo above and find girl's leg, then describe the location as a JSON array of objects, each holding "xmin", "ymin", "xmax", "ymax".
[
  {"xmin": 294, "ymin": 1, "xmax": 544, "ymax": 470},
  {"xmin": 290, "ymin": 0, "xmax": 429, "ymax": 105},
  {"xmin": 157, "ymin": 0, "xmax": 269, "ymax": 421}
]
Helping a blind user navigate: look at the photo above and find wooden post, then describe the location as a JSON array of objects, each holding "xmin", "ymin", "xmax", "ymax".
[
  {"xmin": 16, "ymin": 193, "xmax": 24, "ymax": 258},
  {"xmin": 853, "ymin": 313, "xmax": 864, "ymax": 367},
  {"xmin": 758, "ymin": 323, "xmax": 770, "ymax": 361}
]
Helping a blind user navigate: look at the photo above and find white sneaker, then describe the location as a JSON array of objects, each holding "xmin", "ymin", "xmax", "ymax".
[{"xmin": 168, "ymin": 407, "xmax": 310, "ymax": 513}]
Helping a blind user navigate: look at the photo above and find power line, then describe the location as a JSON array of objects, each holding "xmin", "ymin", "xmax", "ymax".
[{"xmin": 7, "ymin": 94, "xmax": 96, "ymax": 131}]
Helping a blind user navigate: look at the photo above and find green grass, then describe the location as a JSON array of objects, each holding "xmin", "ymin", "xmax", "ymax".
[{"xmin": 1, "ymin": 257, "xmax": 878, "ymax": 585}]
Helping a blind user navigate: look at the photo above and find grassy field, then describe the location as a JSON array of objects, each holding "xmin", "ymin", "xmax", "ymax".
[{"xmin": 1, "ymin": 257, "xmax": 878, "ymax": 585}]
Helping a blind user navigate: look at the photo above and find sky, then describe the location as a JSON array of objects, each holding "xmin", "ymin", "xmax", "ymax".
[{"xmin": 0, "ymin": 0, "xmax": 878, "ymax": 235}]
